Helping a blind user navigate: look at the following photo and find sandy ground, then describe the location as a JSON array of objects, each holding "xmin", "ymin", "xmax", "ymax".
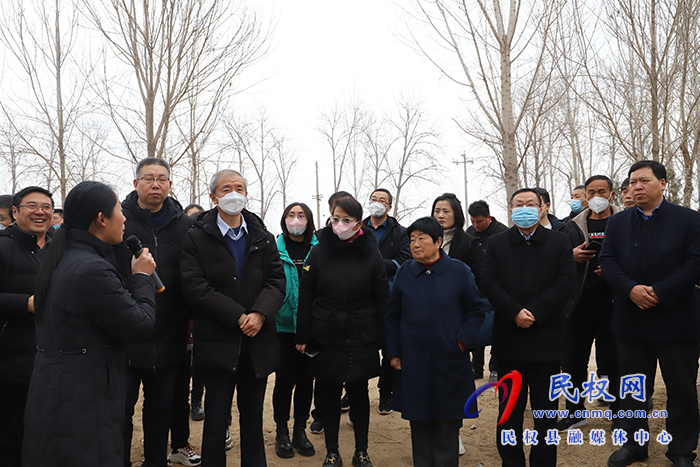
[{"xmin": 128, "ymin": 347, "xmax": 687, "ymax": 467}]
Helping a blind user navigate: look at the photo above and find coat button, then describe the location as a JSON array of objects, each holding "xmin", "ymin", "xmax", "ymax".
[
  {"xmin": 426, "ymin": 270, "xmax": 431, "ymax": 275},
  {"xmin": 633, "ymin": 243, "xmax": 638, "ymax": 247},
  {"xmin": 526, "ymin": 241, "xmax": 531, "ymax": 246}
]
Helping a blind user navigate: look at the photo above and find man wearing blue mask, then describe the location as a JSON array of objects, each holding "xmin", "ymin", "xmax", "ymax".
[
  {"xmin": 482, "ymin": 187, "xmax": 577, "ymax": 467},
  {"xmin": 562, "ymin": 186, "xmax": 588, "ymax": 223}
]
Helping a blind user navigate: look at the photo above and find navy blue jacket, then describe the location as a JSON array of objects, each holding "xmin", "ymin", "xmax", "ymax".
[
  {"xmin": 385, "ymin": 253, "xmax": 484, "ymax": 420},
  {"xmin": 599, "ymin": 200, "xmax": 700, "ymax": 341}
]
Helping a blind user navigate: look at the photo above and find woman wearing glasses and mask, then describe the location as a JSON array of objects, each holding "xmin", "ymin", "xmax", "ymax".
[
  {"xmin": 296, "ymin": 196, "xmax": 389, "ymax": 467},
  {"xmin": 273, "ymin": 202, "xmax": 318, "ymax": 459}
]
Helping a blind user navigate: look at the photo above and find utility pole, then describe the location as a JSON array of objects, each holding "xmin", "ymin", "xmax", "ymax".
[
  {"xmin": 453, "ymin": 152, "xmax": 474, "ymax": 208},
  {"xmin": 312, "ymin": 161, "xmax": 323, "ymax": 225}
]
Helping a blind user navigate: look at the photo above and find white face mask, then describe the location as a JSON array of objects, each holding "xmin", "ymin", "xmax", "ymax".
[
  {"xmin": 285, "ymin": 218, "xmax": 308, "ymax": 236},
  {"xmin": 368, "ymin": 202, "xmax": 387, "ymax": 218},
  {"xmin": 332, "ymin": 221, "xmax": 359, "ymax": 241},
  {"xmin": 216, "ymin": 192, "xmax": 246, "ymax": 216},
  {"xmin": 588, "ymin": 194, "xmax": 611, "ymax": 214}
]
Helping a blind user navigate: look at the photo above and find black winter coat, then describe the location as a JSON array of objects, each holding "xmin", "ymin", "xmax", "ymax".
[
  {"xmin": 115, "ymin": 192, "xmax": 192, "ymax": 369},
  {"xmin": 181, "ymin": 209, "xmax": 285, "ymax": 378},
  {"xmin": 0, "ymin": 224, "xmax": 49, "ymax": 387},
  {"xmin": 296, "ymin": 226, "xmax": 390, "ymax": 384},
  {"xmin": 466, "ymin": 217, "xmax": 509, "ymax": 251},
  {"xmin": 361, "ymin": 216, "xmax": 411, "ymax": 277},
  {"xmin": 482, "ymin": 226, "xmax": 576, "ymax": 362},
  {"xmin": 22, "ymin": 230, "xmax": 156, "ymax": 467},
  {"xmin": 446, "ymin": 228, "xmax": 484, "ymax": 289}
]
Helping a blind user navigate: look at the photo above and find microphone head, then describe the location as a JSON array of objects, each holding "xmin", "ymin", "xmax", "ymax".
[{"xmin": 125, "ymin": 235, "xmax": 142, "ymax": 253}]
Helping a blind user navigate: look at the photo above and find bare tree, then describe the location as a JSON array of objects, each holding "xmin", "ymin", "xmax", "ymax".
[
  {"xmin": 224, "ymin": 109, "xmax": 295, "ymax": 221},
  {"xmin": 406, "ymin": 0, "xmax": 564, "ymax": 206},
  {"xmin": 271, "ymin": 136, "xmax": 298, "ymax": 209},
  {"xmin": 673, "ymin": 0, "xmax": 700, "ymax": 206},
  {"xmin": 317, "ymin": 97, "xmax": 366, "ymax": 193},
  {"xmin": 0, "ymin": 0, "xmax": 93, "ymax": 203},
  {"xmin": 361, "ymin": 110, "xmax": 393, "ymax": 193},
  {"xmin": 385, "ymin": 97, "xmax": 441, "ymax": 220},
  {"xmin": 0, "ymin": 119, "xmax": 31, "ymax": 193},
  {"xmin": 84, "ymin": 0, "xmax": 270, "ymax": 167}
]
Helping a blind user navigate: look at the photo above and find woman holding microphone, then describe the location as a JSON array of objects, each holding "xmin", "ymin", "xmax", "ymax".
[{"xmin": 22, "ymin": 181, "xmax": 157, "ymax": 466}]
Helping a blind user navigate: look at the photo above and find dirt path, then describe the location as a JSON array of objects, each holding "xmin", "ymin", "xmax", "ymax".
[{"xmin": 129, "ymin": 349, "xmax": 685, "ymax": 467}]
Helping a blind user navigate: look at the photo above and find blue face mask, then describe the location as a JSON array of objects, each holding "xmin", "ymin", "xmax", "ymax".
[
  {"xmin": 511, "ymin": 207, "xmax": 540, "ymax": 229},
  {"xmin": 570, "ymin": 199, "xmax": 584, "ymax": 214}
]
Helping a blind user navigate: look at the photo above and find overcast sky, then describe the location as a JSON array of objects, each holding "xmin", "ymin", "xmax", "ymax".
[{"xmin": 231, "ymin": 0, "xmax": 509, "ymax": 229}]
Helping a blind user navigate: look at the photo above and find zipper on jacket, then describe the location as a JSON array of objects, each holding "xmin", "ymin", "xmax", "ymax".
[{"xmin": 152, "ymin": 232, "xmax": 159, "ymax": 372}]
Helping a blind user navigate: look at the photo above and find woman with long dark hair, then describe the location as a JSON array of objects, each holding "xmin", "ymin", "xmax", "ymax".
[
  {"xmin": 430, "ymin": 193, "xmax": 483, "ymax": 279},
  {"xmin": 273, "ymin": 202, "xmax": 318, "ymax": 459},
  {"xmin": 296, "ymin": 196, "xmax": 389, "ymax": 467},
  {"xmin": 22, "ymin": 181, "xmax": 157, "ymax": 466}
]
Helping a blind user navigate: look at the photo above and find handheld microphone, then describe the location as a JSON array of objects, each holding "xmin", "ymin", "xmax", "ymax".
[{"xmin": 125, "ymin": 235, "xmax": 165, "ymax": 293}]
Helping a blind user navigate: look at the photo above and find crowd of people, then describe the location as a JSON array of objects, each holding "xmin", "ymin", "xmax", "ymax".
[{"xmin": 0, "ymin": 157, "xmax": 699, "ymax": 467}]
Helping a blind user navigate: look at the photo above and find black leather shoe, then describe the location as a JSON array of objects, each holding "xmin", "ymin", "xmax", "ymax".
[
  {"xmin": 607, "ymin": 447, "xmax": 648, "ymax": 467},
  {"xmin": 275, "ymin": 429, "xmax": 294, "ymax": 458},
  {"xmin": 292, "ymin": 428, "xmax": 315, "ymax": 456},
  {"xmin": 352, "ymin": 450, "xmax": 373, "ymax": 467},
  {"xmin": 671, "ymin": 459, "xmax": 696, "ymax": 467},
  {"xmin": 323, "ymin": 452, "xmax": 343, "ymax": 467}
]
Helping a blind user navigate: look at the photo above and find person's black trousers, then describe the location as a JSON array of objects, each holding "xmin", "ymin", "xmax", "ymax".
[
  {"xmin": 272, "ymin": 332, "xmax": 313, "ymax": 429},
  {"xmin": 0, "ymin": 383, "xmax": 28, "ymax": 467},
  {"xmin": 496, "ymin": 360, "xmax": 560, "ymax": 467},
  {"xmin": 315, "ymin": 378, "xmax": 370, "ymax": 454},
  {"xmin": 191, "ymin": 369, "xmax": 204, "ymax": 405},
  {"xmin": 616, "ymin": 338, "xmax": 699, "ymax": 463},
  {"xmin": 562, "ymin": 293, "xmax": 619, "ymax": 413},
  {"xmin": 124, "ymin": 364, "xmax": 178, "ymax": 467},
  {"xmin": 200, "ymin": 348, "xmax": 267, "ymax": 467},
  {"xmin": 410, "ymin": 419, "xmax": 462, "ymax": 467},
  {"xmin": 377, "ymin": 352, "xmax": 396, "ymax": 399},
  {"xmin": 170, "ymin": 349, "xmax": 193, "ymax": 450}
]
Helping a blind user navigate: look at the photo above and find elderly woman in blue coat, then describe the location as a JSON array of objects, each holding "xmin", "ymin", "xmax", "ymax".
[{"xmin": 386, "ymin": 216, "xmax": 484, "ymax": 467}]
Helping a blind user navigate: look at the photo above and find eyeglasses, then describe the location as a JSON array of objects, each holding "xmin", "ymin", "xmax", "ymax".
[
  {"xmin": 369, "ymin": 197, "xmax": 389, "ymax": 206},
  {"xmin": 0, "ymin": 215, "xmax": 8, "ymax": 222},
  {"xmin": 19, "ymin": 203, "xmax": 54, "ymax": 213},
  {"xmin": 330, "ymin": 216, "xmax": 356, "ymax": 225},
  {"xmin": 286, "ymin": 213, "xmax": 306, "ymax": 220},
  {"xmin": 136, "ymin": 176, "xmax": 170, "ymax": 184},
  {"xmin": 511, "ymin": 203, "xmax": 540, "ymax": 209}
]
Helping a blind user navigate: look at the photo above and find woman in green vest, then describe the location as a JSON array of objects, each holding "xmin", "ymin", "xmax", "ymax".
[{"xmin": 273, "ymin": 202, "xmax": 318, "ymax": 459}]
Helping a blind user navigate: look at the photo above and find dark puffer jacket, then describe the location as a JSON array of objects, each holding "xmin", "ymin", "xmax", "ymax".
[
  {"xmin": 296, "ymin": 226, "xmax": 390, "ymax": 384},
  {"xmin": 115, "ymin": 191, "xmax": 193, "ymax": 370},
  {"xmin": 22, "ymin": 229, "xmax": 156, "ymax": 467},
  {"xmin": 361, "ymin": 216, "xmax": 411, "ymax": 277},
  {"xmin": 181, "ymin": 209, "xmax": 285, "ymax": 378},
  {"xmin": 0, "ymin": 224, "xmax": 49, "ymax": 387}
]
